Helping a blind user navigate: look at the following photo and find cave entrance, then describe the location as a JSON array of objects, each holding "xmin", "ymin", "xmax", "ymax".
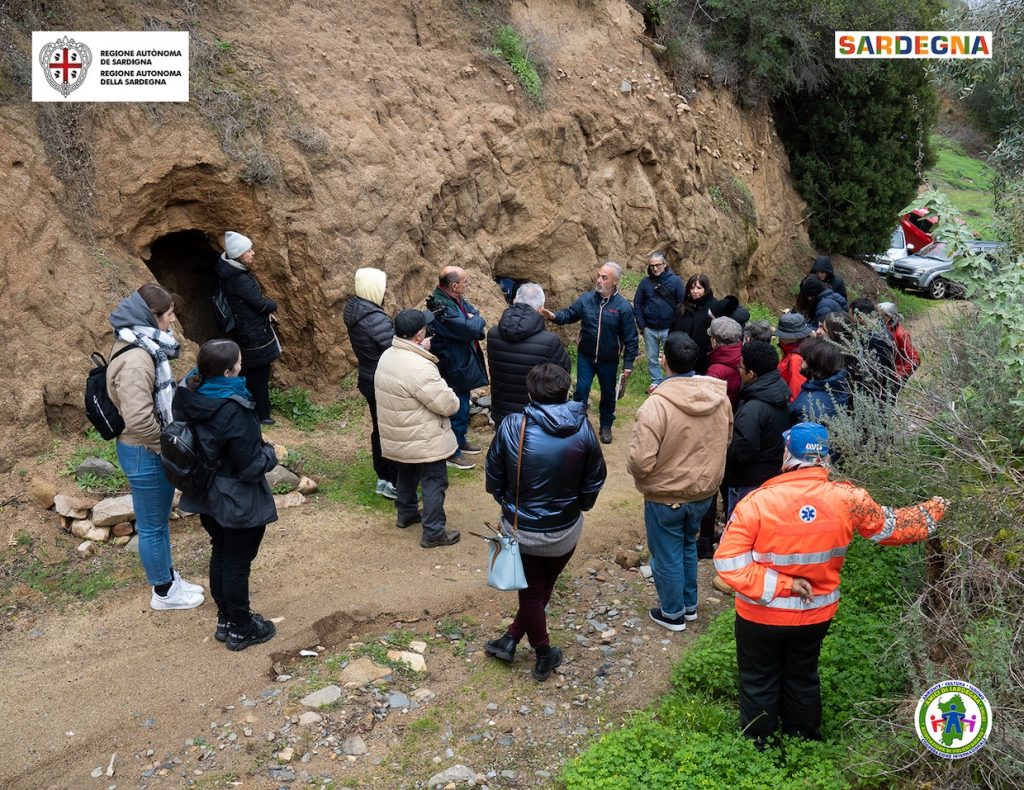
[{"xmin": 145, "ymin": 230, "xmax": 222, "ymax": 346}]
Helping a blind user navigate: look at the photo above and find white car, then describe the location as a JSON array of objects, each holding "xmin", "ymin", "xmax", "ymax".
[{"xmin": 863, "ymin": 227, "xmax": 914, "ymax": 276}]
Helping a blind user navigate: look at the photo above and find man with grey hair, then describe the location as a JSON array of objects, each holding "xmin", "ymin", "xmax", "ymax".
[
  {"xmin": 634, "ymin": 251, "xmax": 685, "ymax": 393},
  {"xmin": 487, "ymin": 282, "xmax": 571, "ymax": 426},
  {"xmin": 542, "ymin": 262, "xmax": 638, "ymax": 444}
]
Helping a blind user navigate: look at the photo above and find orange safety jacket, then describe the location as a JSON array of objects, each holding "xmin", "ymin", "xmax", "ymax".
[{"xmin": 714, "ymin": 466, "xmax": 944, "ymax": 626}]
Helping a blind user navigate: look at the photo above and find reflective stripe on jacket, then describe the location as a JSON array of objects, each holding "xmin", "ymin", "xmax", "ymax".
[{"xmin": 714, "ymin": 466, "xmax": 943, "ymax": 626}]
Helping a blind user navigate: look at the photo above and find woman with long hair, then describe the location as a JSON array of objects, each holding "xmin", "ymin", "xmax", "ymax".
[
  {"xmin": 483, "ymin": 364, "xmax": 607, "ymax": 681},
  {"xmin": 794, "ymin": 274, "xmax": 848, "ymax": 329},
  {"xmin": 790, "ymin": 336, "xmax": 850, "ymax": 425},
  {"xmin": 107, "ymin": 284, "xmax": 204, "ymax": 610},
  {"xmin": 172, "ymin": 339, "xmax": 279, "ymax": 650},
  {"xmin": 670, "ymin": 273, "xmax": 715, "ymax": 373}
]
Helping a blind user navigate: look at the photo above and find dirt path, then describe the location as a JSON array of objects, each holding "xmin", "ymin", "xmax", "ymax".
[{"xmin": 0, "ymin": 403, "xmax": 730, "ymax": 789}]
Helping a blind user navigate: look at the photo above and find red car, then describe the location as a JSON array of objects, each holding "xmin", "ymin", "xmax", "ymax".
[{"xmin": 900, "ymin": 208, "xmax": 937, "ymax": 251}]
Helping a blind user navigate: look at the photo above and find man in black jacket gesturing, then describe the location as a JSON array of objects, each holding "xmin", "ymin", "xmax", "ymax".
[
  {"xmin": 343, "ymin": 267, "xmax": 398, "ymax": 500},
  {"xmin": 486, "ymin": 283, "xmax": 571, "ymax": 427}
]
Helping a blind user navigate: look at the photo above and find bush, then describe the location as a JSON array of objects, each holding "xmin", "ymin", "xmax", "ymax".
[{"xmin": 490, "ymin": 25, "xmax": 544, "ymax": 105}]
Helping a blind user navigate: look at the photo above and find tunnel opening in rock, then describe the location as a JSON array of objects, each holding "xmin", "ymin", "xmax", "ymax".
[{"xmin": 144, "ymin": 230, "xmax": 222, "ymax": 346}]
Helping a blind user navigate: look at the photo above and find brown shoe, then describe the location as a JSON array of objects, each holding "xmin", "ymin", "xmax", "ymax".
[{"xmin": 712, "ymin": 574, "xmax": 734, "ymax": 595}]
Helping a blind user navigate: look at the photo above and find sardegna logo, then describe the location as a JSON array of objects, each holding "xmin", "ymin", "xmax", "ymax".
[
  {"xmin": 914, "ymin": 680, "xmax": 993, "ymax": 759},
  {"xmin": 39, "ymin": 36, "xmax": 92, "ymax": 96}
]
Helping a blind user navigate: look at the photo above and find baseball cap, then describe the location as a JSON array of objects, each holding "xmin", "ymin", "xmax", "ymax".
[
  {"xmin": 394, "ymin": 309, "xmax": 434, "ymax": 338},
  {"xmin": 784, "ymin": 422, "xmax": 830, "ymax": 462}
]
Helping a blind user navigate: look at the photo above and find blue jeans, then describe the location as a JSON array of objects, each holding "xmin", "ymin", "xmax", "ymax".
[
  {"xmin": 643, "ymin": 327, "xmax": 669, "ymax": 386},
  {"xmin": 644, "ymin": 497, "xmax": 713, "ymax": 618},
  {"xmin": 116, "ymin": 441, "xmax": 175, "ymax": 587},
  {"xmin": 575, "ymin": 356, "xmax": 620, "ymax": 429},
  {"xmin": 451, "ymin": 391, "xmax": 471, "ymax": 450},
  {"xmin": 727, "ymin": 485, "xmax": 758, "ymax": 523}
]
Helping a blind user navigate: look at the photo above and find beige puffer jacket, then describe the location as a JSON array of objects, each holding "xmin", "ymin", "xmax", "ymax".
[
  {"xmin": 627, "ymin": 375, "xmax": 734, "ymax": 504},
  {"xmin": 105, "ymin": 339, "xmax": 162, "ymax": 452},
  {"xmin": 375, "ymin": 337, "xmax": 460, "ymax": 464}
]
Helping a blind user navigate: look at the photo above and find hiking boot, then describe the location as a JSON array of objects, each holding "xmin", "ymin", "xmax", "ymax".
[
  {"xmin": 484, "ymin": 633, "xmax": 518, "ymax": 663},
  {"xmin": 599, "ymin": 427, "xmax": 612, "ymax": 444},
  {"xmin": 396, "ymin": 512, "xmax": 422, "ymax": 529},
  {"xmin": 446, "ymin": 452, "xmax": 475, "ymax": 470},
  {"xmin": 150, "ymin": 580, "xmax": 204, "ymax": 611},
  {"xmin": 215, "ymin": 616, "xmax": 232, "ymax": 643},
  {"xmin": 712, "ymin": 574, "xmax": 735, "ymax": 595},
  {"xmin": 172, "ymin": 568, "xmax": 204, "ymax": 595},
  {"xmin": 420, "ymin": 529, "xmax": 461, "ymax": 548},
  {"xmin": 649, "ymin": 607, "xmax": 687, "ymax": 632},
  {"xmin": 226, "ymin": 613, "xmax": 276, "ymax": 651},
  {"xmin": 260, "ymin": 418, "xmax": 276, "ymax": 426},
  {"xmin": 459, "ymin": 441, "xmax": 483, "ymax": 455},
  {"xmin": 532, "ymin": 646, "xmax": 563, "ymax": 681},
  {"xmin": 375, "ymin": 479, "xmax": 398, "ymax": 500}
]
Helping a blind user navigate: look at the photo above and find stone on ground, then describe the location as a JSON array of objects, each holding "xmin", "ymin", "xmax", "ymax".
[
  {"xmin": 299, "ymin": 685, "xmax": 342, "ymax": 708},
  {"xmin": 427, "ymin": 764, "xmax": 476, "ymax": 787},
  {"xmin": 339, "ymin": 656, "xmax": 392, "ymax": 685},
  {"xmin": 91, "ymin": 495, "xmax": 135, "ymax": 527},
  {"xmin": 27, "ymin": 477, "xmax": 57, "ymax": 509}
]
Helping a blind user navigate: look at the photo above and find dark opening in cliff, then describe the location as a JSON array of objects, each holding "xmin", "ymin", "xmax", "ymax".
[{"xmin": 145, "ymin": 230, "xmax": 221, "ymax": 346}]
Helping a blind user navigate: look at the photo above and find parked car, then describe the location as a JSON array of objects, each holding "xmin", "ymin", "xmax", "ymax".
[
  {"xmin": 900, "ymin": 208, "xmax": 938, "ymax": 251},
  {"xmin": 887, "ymin": 240, "xmax": 1005, "ymax": 299},
  {"xmin": 863, "ymin": 226, "xmax": 913, "ymax": 276}
]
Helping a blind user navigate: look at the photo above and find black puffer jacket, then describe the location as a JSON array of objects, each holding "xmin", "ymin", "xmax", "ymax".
[
  {"xmin": 485, "ymin": 401, "xmax": 607, "ymax": 533},
  {"xmin": 671, "ymin": 293, "xmax": 714, "ymax": 373},
  {"xmin": 486, "ymin": 304, "xmax": 571, "ymax": 425},
  {"xmin": 172, "ymin": 385, "xmax": 279, "ymax": 529},
  {"xmin": 216, "ymin": 255, "xmax": 281, "ymax": 368},
  {"xmin": 343, "ymin": 296, "xmax": 394, "ymax": 390},
  {"xmin": 725, "ymin": 369, "xmax": 791, "ymax": 488}
]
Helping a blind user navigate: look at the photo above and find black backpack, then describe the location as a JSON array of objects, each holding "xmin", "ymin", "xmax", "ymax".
[
  {"xmin": 212, "ymin": 287, "xmax": 236, "ymax": 334},
  {"xmin": 84, "ymin": 347, "xmax": 134, "ymax": 440},
  {"xmin": 160, "ymin": 420, "xmax": 221, "ymax": 497}
]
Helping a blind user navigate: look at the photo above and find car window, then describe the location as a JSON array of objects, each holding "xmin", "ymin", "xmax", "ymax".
[{"xmin": 890, "ymin": 228, "xmax": 905, "ymax": 248}]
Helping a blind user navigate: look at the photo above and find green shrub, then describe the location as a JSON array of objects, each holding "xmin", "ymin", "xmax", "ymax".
[
  {"xmin": 490, "ymin": 25, "xmax": 544, "ymax": 105},
  {"xmin": 63, "ymin": 427, "xmax": 128, "ymax": 494},
  {"xmin": 269, "ymin": 387, "xmax": 360, "ymax": 431}
]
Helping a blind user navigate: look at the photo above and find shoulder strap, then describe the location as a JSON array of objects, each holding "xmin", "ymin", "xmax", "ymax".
[{"xmin": 512, "ymin": 413, "xmax": 527, "ymax": 536}]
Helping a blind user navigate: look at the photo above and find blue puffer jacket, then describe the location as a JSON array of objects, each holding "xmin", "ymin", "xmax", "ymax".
[
  {"xmin": 790, "ymin": 369, "xmax": 851, "ymax": 425},
  {"xmin": 427, "ymin": 287, "xmax": 489, "ymax": 392},
  {"xmin": 812, "ymin": 288, "xmax": 849, "ymax": 327},
  {"xmin": 554, "ymin": 290, "xmax": 638, "ymax": 369},
  {"xmin": 485, "ymin": 401, "xmax": 607, "ymax": 532},
  {"xmin": 633, "ymin": 270, "xmax": 685, "ymax": 331}
]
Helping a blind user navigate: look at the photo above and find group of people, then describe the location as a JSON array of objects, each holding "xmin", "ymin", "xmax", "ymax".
[{"xmin": 104, "ymin": 236, "xmax": 942, "ymax": 742}]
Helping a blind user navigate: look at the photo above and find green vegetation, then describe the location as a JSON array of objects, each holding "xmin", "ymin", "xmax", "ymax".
[
  {"xmin": 1, "ymin": 554, "xmax": 125, "ymax": 604},
  {"xmin": 298, "ymin": 446, "xmax": 392, "ymax": 513},
  {"xmin": 565, "ymin": 539, "xmax": 923, "ymax": 787},
  {"xmin": 269, "ymin": 386, "xmax": 363, "ymax": 432},
  {"xmin": 490, "ymin": 25, "xmax": 544, "ymax": 105},
  {"xmin": 63, "ymin": 427, "xmax": 128, "ymax": 494},
  {"xmin": 926, "ymin": 135, "xmax": 995, "ymax": 234}
]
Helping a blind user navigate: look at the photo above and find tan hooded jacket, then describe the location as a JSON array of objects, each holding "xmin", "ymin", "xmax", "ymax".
[
  {"xmin": 374, "ymin": 337, "xmax": 460, "ymax": 464},
  {"xmin": 627, "ymin": 375, "xmax": 733, "ymax": 504},
  {"xmin": 106, "ymin": 340, "xmax": 162, "ymax": 452}
]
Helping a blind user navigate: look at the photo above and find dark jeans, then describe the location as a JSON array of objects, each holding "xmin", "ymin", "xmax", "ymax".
[
  {"xmin": 357, "ymin": 379, "xmax": 397, "ymax": 484},
  {"xmin": 575, "ymin": 356, "xmax": 619, "ymax": 429},
  {"xmin": 508, "ymin": 547, "xmax": 575, "ymax": 648},
  {"xmin": 242, "ymin": 362, "xmax": 272, "ymax": 420},
  {"xmin": 396, "ymin": 459, "xmax": 449, "ymax": 539},
  {"xmin": 735, "ymin": 614, "xmax": 832, "ymax": 741},
  {"xmin": 200, "ymin": 514, "xmax": 266, "ymax": 627},
  {"xmin": 450, "ymin": 391, "xmax": 471, "ymax": 449}
]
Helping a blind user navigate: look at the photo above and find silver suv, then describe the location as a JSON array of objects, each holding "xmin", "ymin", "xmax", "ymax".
[{"xmin": 887, "ymin": 240, "xmax": 1005, "ymax": 299}]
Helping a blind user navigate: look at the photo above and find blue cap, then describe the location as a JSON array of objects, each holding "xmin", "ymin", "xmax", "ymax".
[{"xmin": 784, "ymin": 422, "xmax": 830, "ymax": 462}]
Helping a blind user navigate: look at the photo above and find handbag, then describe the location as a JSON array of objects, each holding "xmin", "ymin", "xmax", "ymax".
[{"xmin": 472, "ymin": 414, "xmax": 529, "ymax": 591}]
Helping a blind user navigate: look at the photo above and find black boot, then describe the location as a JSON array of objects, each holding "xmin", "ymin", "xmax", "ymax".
[
  {"xmin": 484, "ymin": 633, "xmax": 517, "ymax": 663},
  {"xmin": 697, "ymin": 538, "xmax": 716, "ymax": 559},
  {"xmin": 532, "ymin": 645, "xmax": 563, "ymax": 681}
]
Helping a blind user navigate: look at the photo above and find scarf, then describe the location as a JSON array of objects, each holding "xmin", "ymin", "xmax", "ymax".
[
  {"xmin": 116, "ymin": 325, "xmax": 180, "ymax": 427},
  {"xmin": 196, "ymin": 373, "xmax": 253, "ymax": 402}
]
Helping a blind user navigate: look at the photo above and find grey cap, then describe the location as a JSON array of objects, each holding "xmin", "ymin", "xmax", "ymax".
[{"xmin": 775, "ymin": 312, "xmax": 812, "ymax": 341}]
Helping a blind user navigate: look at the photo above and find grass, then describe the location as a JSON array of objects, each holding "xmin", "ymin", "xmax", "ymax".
[
  {"xmin": 491, "ymin": 25, "xmax": 544, "ymax": 105},
  {"xmin": 0, "ymin": 551, "xmax": 128, "ymax": 605},
  {"xmin": 63, "ymin": 427, "xmax": 128, "ymax": 494},
  {"xmin": 298, "ymin": 446, "xmax": 392, "ymax": 513},
  {"xmin": 269, "ymin": 386, "xmax": 364, "ymax": 432},
  {"xmin": 926, "ymin": 134, "xmax": 996, "ymax": 236}
]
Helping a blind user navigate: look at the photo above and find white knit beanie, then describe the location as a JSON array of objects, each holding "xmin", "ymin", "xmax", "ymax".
[
  {"xmin": 224, "ymin": 231, "xmax": 252, "ymax": 260},
  {"xmin": 354, "ymin": 267, "xmax": 387, "ymax": 306}
]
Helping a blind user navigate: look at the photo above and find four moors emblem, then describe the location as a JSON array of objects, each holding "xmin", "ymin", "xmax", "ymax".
[{"xmin": 39, "ymin": 36, "xmax": 92, "ymax": 97}]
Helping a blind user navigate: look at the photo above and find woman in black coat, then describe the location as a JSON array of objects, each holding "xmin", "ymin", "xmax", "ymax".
[
  {"xmin": 670, "ymin": 273, "xmax": 715, "ymax": 374},
  {"xmin": 172, "ymin": 339, "xmax": 279, "ymax": 651},
  {"xmin": 216, "ymin": 231, "xmax": 280, "ymax": 424}
]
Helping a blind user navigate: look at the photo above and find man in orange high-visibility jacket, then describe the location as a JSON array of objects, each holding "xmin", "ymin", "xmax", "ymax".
[{"xmin": 714, "ymin": 422, "xmax": 946, "ymax": 744}]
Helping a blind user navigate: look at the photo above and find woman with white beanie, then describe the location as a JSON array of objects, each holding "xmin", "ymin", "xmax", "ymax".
[
  {"xmin": 343, "ymin": 268, "xmax": 398, "ymax": 499},
  {"xmin": 215, "ymin": 232, "xmax": 281, "ymax": 424}
]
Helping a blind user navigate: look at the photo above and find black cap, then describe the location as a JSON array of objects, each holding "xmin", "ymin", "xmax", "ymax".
[{"xmin": 394, "ymin": 309, "xmax": 434, "ymax": 338}]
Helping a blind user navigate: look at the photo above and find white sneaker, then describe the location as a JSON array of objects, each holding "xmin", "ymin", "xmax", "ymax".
[
  {"xmin": 151, "ymin": 580, "xmax": 204, "ymax": 610},
  {"xmin": 375, "ymin": 479, "xmax": 398, "ymax": 500},
  {"xmin": 173, "ymin": 569, "xmax": 204, "ymax": 594}
]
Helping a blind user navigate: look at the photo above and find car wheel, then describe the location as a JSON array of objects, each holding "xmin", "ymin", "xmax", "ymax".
[{"xmin": 928, "ymin": 278, "xmax": 948, "ymax": 299}]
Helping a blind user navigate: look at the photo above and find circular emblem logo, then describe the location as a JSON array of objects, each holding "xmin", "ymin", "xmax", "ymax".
[
  {"xmin": 914, "ymin": 680, "xmax": 992, "ymax": 759},
  {"xmin": 799, "ymin": 505, "xmax": 817, "ymax": 523}
]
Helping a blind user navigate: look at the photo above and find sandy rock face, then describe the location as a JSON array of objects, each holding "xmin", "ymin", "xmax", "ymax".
[{"xmin": 0, "ymin": 0, "xmax": 806, "ymax": 472}]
